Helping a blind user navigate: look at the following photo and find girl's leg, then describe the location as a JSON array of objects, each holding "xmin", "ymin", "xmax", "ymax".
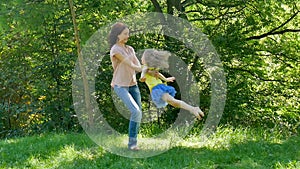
[
  {"xmin": 114, "ymin": 85, "xmax": 142, "ymax": 149},
  {"xmin": 161, "ymin": 93, "xmax": 204, "ymax": 119}
]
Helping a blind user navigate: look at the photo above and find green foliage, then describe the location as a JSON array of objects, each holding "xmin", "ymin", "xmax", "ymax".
[
  {"xmin": 184, "ymin": 0, "xmax": 299, "ymax": 132},
  {"xmin": 0, "ymin": 0, "xmax": 80, "ymax": 137},
  {"xmin": 0, "ymin": 0, "xmax": 299, "ymax": 138}
]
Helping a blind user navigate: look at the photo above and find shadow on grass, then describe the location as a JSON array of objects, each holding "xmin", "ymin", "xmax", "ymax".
[
  {"xmin": 166, "ymin": 136, "xmax": 300, "ymax": 169},
  {"xmin": 0, "ymin": 133, "xmax": 299, "ymax": 169},
  {"xmin": 0, "ymin": 133, "xmax": 98, "ymax": 168},
  {"xmin": 49, "ymin": 135, "xmax": 300, "ymax": 169}
]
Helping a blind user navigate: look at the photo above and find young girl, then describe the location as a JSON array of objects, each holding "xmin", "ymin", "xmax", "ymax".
[{"xmin": 139, "ymin": 49, "xmax": 204, "ymax": 120}]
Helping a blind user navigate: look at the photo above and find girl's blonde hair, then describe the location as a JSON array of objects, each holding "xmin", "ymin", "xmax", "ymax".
[{"xmin": 143, "ymin": 49, "xmax": 171, "ymax": 69}]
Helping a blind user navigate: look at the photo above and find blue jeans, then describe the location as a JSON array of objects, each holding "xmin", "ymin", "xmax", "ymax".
[{"xmin": 113, "ymin": 85, "xmax": 142, "ymax": 148}]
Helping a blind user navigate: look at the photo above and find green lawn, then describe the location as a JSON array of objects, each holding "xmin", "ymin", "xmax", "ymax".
[{"xmin": 0, "ymin": 127, "xmax": 299, "ymax": 169}]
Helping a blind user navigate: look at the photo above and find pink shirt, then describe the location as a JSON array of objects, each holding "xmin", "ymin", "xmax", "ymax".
[{"xmin": 110, "ymin": 44, "xmax": 140, "ymax": 87}]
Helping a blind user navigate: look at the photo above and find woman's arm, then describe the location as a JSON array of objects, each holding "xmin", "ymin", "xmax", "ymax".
[
  {"xmin": 114, "ymin": 53, "xmax": 142, "ymax": 72},
  {"xmin": 139, "ymin": 65, "xmax": 148, "ymax": 82}
]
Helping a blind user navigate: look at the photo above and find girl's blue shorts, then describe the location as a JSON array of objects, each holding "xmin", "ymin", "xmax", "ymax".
[{"xmin": 151, "ymin": 84, "xmax": 176, "ymax": 108}]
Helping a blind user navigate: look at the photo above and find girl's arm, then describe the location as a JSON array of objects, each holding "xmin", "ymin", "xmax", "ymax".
[
  {"xmin": 139, "ymin": 67, "xmax": 160, "ymax": 82},
  {"xmin": 114, "ymin": 53, "xmax": 142, "ymax": 72},
  {"xmin": 157, "ymin": 72, "xmax": 175, "ymax": 82}
]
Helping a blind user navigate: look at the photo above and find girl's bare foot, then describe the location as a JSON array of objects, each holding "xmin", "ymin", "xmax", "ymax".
[{"xmin": 191, "ymin": 107, "xmax": 204, "ymax": 120}]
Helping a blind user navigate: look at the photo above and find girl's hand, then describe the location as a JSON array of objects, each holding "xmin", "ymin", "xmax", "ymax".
[
  {"xmin": 139, "ymin": 77, "xmax": 146, "ymax": 82},
  {"xmin": 166, "ymin": 77, "xmax": 175, "ymax": 82},
  {"xmin": 148, "ymin": 70, "xmax": 159, "ymax": 77}
]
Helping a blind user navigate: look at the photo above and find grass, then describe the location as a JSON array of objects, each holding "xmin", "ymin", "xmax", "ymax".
[{"xmin": 0, "ymin": 127, "xmax": 299, "ymax": 169}]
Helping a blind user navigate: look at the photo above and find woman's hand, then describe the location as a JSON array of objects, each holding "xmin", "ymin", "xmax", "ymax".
[
  {"xmin": 114, "ymin": 53, "xmax": 142, "ymax": 72},
  {"xmin": 139, "ymin": 65, "xmax": 148, "ymax": 82}
]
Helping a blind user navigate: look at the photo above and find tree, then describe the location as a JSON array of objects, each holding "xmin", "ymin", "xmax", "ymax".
[
  {"xmin": 0, "ymin": 0, "xmax": 299, "ymax": 138},
  {"xmin": 149, "ymin": 0, "xmax": 300, "ymax": 131}
]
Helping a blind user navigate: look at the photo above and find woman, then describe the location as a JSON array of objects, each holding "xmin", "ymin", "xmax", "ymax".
[{"xmin": 108, "ymin": 22, "xmax": 142, "ymax": 151}]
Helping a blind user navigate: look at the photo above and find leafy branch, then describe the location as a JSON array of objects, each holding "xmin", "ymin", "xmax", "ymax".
[
  {"xmin": 246, "ymin": 10, "xmax": 300, "ymax": 40},
  {"xmin": 150, "ymin": 0, "xmax": 163, "ymax": 13},
  {"xmin": 230, "ymin": 67, "xmax": 287, "ymax": 83}
]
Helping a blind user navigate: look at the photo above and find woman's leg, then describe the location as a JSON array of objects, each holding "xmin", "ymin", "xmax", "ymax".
[
  {"xmin": 114, "ymin": 85, "xmax": 142, "ymax": 149},
  {"xmin": 128, "ymin": 85, "xmax": 142, "ymax": 150},
  {"xmin": 129, "ymin": 85, "xmax": 142, "ymax": 115},
  {"xmin": 161, "ymin": 93, "xmax": 204, "ymax": 119}
]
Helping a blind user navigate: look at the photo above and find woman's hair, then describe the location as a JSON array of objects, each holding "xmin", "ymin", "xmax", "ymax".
[
  {"xmin": 143, "ymin": 49, "xmax": 171, "ymax": 69},
  {"xmin": 108, "ymin": 22, "xmax": 128, "ymax": 48}
]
